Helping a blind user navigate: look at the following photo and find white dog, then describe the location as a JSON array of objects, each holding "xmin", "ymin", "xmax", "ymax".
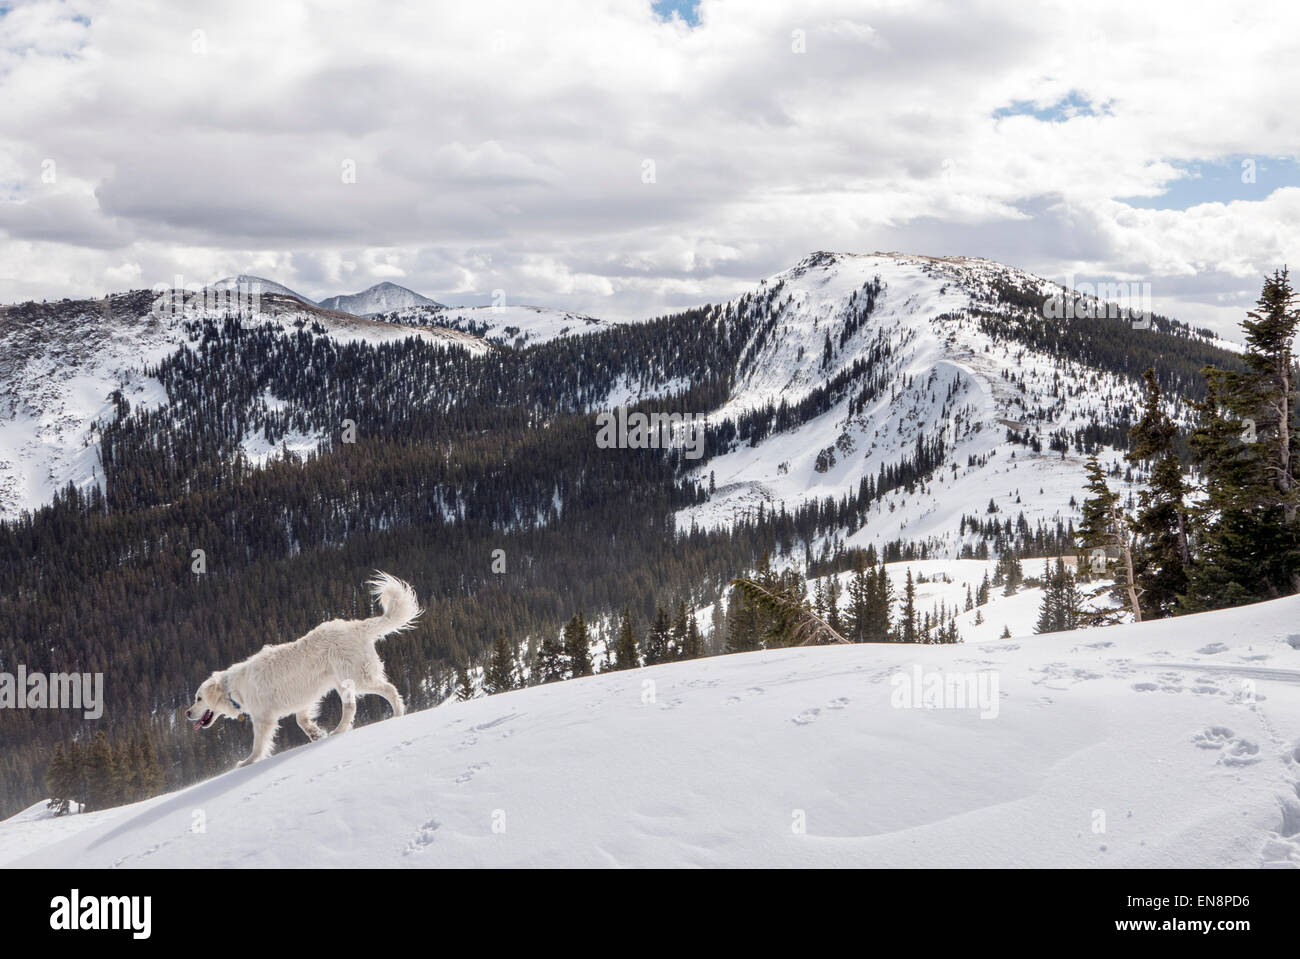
[{"xmin": 185, "ymin": 572, "xmax": 421, "ymax": 766}]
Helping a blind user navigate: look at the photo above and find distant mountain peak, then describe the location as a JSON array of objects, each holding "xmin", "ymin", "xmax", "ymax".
[
  {"xmin": 318, "ymin": 282, "xmax": 442, "ymax": 316},
  {"xmin": 205, "ymin": 274, "xmax": 312, "ymax": 305}
]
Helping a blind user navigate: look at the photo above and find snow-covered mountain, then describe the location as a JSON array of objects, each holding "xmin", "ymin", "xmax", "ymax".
[
  {"xmin": 677, "ymin": 251, "xmax": 1220, "ymax": 560},
  {"xmin": 6, "ymin": 592, "xmax": 1298, "ymax": 868},
  {"xmin": 0, "ymin": 250, "xmax": 1228, "ymax": 539},
  {"xmin": 0, "ymin": 288, "xmax": 487, "ymax": 519},
  {"xmin": 205, "ymin": 274, "xmax": 313, "ymax": 305},
  {"xmin": 377, "ymin": 303, "xmax": 610, "ymax": 348},
  {"xmin": 317, "ymin": 281, "xmax": 442, "ymax": 316}
]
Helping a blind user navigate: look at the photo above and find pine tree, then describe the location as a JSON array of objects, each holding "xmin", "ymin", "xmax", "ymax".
[
  {"xmin": 825, "ymin": 576, "xmax": 844, "ymax": 636},
  {"xmin": 844, "ymin": 558, "xmax": 872, "ymax": 642},
  {"xmin": 901, "ymin": 568, "xmax": 918, "ymax": 643},
  {"xmin": 1185, "ymin": 268, "xmax": 1300, "ymax": 607},
  {"xmin": 536, "ymin": 632, "xmax": 565, "ymax": 684},
  {"xmin": 455, "ymin": 662, "xmax": 476, "ymax": 701},
  {"xmin": 485, "ymin": 630, "xmax": 518, "ymax": 694},
  {"xmin": 1078, "ymin": 455, "xmax": 1143, "ymax": 621},
  {"xmin": 138, "ymin": 731, "xmax": 164, "ymax": 798},
  {"xmin": 1035, "ymin": 558, "xmax": 1081, "ymax": 634},
  {"xmin": 1127, "ymin": 368, "xmax": 1191, "ymax": 617},
  {"xmin": 645, "ymin": 606, "xmax": 671, "ymax": 665},
  {"xmin": 670, "ymin": 601, "xmax": 690, "ymax": 659},
  {"xmin": 1000, "ymin": 550, "xmax": 1023, "ymax": 596},
  {"xmin": 563, "ymin": 612, "xmax": 593, "ymax": 677},
  {"xmin": 682, "ymin": 611, "xmax": 703, "ymax": 659},
  {"xmin": 612, "ymin": 607, "xmax": 640, "ymax": 670},
  {"xmin": 83, "ymin": 730, "xmax": 120, "ymax": 812},
  {"xmin": 1034, "ymin": 560, "xmax": 1057, "ymax": 634},
  {"xmin": 44, "ymin": 742, "xmax": 73, "ymax": 816},
  {"xmin": 870, "ymin": 563, "xmax": 893, "ymax": 642}
]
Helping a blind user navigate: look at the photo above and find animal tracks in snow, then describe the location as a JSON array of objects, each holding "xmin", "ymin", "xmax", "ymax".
[
  {"xmin": 402, "ymin": 818, "xmax": 441, "ymax": 855},
  {"xmin": 792, "ymin": 697, "xmax": 851, "ymax": 725},
  {"xmin": 1191, "ymin": 726, "xmax": 1260, "ymax": 766}
]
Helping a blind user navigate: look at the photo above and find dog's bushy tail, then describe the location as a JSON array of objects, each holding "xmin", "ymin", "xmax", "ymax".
[{"xmin": 367, "ymin": 572, "xmax": 423, "ymax": 638}]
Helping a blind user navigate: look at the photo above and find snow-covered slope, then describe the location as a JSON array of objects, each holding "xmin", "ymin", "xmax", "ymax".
[
  {"xmin": 0, "ymin": 290, "xmax": 487, "ymax": 519},
  {"xmin": 677, "ymin": 252, "xmax": 1190, "ymax": 557},
  {"xmin": 318, "ymin": 282, "xmax": 441, "ymax": 316},
  {"xmin": 5, "ymin": 594, "xmax": 1298, "ymax": 868},
  {"xmin": 378, "ymin": 303, "xmax": 609, "ymax": 348}
]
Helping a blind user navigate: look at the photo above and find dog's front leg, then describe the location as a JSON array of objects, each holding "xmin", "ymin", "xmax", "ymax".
[
  {"xmin": 296, "ymin": 710, "xmax": 326, "ymax": 742},
  {"xmin": 236, "ymin": 717, "xmax": 278, "ymax": 767}
]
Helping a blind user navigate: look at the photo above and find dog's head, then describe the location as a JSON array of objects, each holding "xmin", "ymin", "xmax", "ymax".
[{"xmin": 185, "ymin": 673, "xmax": 239, "ymax": 731}]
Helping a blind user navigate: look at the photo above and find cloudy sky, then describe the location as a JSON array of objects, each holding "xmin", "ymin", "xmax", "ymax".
[{"xmin": 0, "ymin": 0, "xmax": 1297, "ymax": 336}]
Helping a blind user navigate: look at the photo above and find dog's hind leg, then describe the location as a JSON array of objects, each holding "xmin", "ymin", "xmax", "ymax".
[
  {"xmin": 360, "ymin": 680, "xmax": 405, "ymax": 718},
  {"xmin": 237, "ymin": 717, "xmax": 279, "ymax": 767},
  {"xmin": 332, "ymin": 681, "xmax": 357, "ymax": 736},
  {"xmin": 296, "ymin": 709, "xmax": 326, "ymax": 742}
]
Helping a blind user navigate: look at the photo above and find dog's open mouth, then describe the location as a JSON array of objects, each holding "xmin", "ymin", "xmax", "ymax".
[{"xmin": 193, "ymin": 709, "xmax": 214, "ymax": 730}]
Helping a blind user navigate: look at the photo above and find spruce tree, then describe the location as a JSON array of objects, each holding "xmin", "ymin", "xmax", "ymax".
[
  {"xmin": 139, "ymin": 731, "xmax": 164, "ymax": 798},
  {"xmin": 1078, "ymin": 455, "xmax": 1143, "ymax": 621},
  {"xmin": 455, "ymin": 662, "xmax": 476, "ymax": 701},
  {"xmin": 44, "ymin": 743, "xmax": 72, "ymax": 816},
  {"xmin": 562, "ymin": 612, "xmax": 593, "ymax": 677},
  {"xmin": 1127, "ymin": 368, "xmax": 1191, "ymax": 617},
  {"xmin": 844, "ymin": 559, "xmax": 872, "ymax": 642},
  {"xmin": 612, "ymin": 607, "xmax": 640, "ymax": 670},
  {"xmin": 83, "ymin": 730, "xmax": 120, "ymax": 812},
  {"xmin": 682, "ymin": 611, "xmax": 703, "ymax": 659},
  {"xmin": 670, "ymin": 601, "xmax": 689, "ymax": 659},
  {"xmin": 485, "ymin": 630, "xmax": 518, "ymax": 694},
  {"xmin": 536, "ymin": 632, "xmax": 566, "ymax": 684},
  {"xmin": 901, "ymin": 568, "xmax": 918, "ymax": 643},
  {"xmin": 645, "ymin": 606, "xmax": 671, "ymax": 665},
  {"xmin": 870, "ymin": 563, "xmax": 893, "ymax": 642},
  {"xmin": 1185, "ymin": 268, "xmax": 1300, "ymax": 607}
]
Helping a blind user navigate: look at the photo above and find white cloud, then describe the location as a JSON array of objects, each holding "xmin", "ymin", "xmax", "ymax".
[{"xmin": 0, "ymin": 0, "xmax": 1295, "ymax": 334}]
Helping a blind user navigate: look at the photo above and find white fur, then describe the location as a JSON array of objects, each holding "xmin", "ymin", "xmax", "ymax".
[{"xmin": 185, "ymin": 572, "xmax": 422, "ymax": 766}]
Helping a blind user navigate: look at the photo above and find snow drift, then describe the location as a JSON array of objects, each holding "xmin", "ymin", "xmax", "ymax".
[{"xmin": 5, "ymin": 594, "xmax": 1299, "ymax": 868}]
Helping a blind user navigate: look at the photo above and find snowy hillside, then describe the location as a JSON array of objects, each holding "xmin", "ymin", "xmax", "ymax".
[
  {"xmin": 6, "ymin": 595, "xmax": 1298, "ymax": 868},
  {"xmin": 379, "ymin": 303, "xmax": 610, "ymax": 348},
  {"xmin": 0, "ymin": 289, "xmax": 487, "ymax": 519},
  {"xmin": 678, "ymin": 252, "xmax": 1199, "ymax": 557},
  {"xmin": 318, "ymin": 282, "xmax": 441, "ymax": 316}
]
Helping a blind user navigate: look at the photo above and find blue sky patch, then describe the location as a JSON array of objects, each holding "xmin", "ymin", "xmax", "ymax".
[
  {"xmin": 653, "ymin": 1, "xmax": 701, "ymax": 27},
  {"xmin": 1119, "ymin": 155, "xmax": 1300, "ymax": 211},
  {"xmin": 993, "ymin": 90, "xmax": 1111, "ymax": 123}
]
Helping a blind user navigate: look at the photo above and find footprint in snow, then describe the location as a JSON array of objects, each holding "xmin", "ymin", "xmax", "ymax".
[
  {"xmin": 402, "ymin": 819, "xmax": 441, "ymax": 855},
  {"xmin": 827, "ymin": 697, "xmax": 849, "ymax": 709},
  {"xmin": 792, "ymin": 708, "xmax": 820, "ymax": 726},
  {"xmin": 1197, "ymin": 642, "xmax": 1229, "ymax": 655},
  {"xmin": 455, "ymin": 762, "xmax": 488, "ymax": 784},
  {"xmin": 1192, "ymin": 726, "xmax": 1260, "ymax": 766}
]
